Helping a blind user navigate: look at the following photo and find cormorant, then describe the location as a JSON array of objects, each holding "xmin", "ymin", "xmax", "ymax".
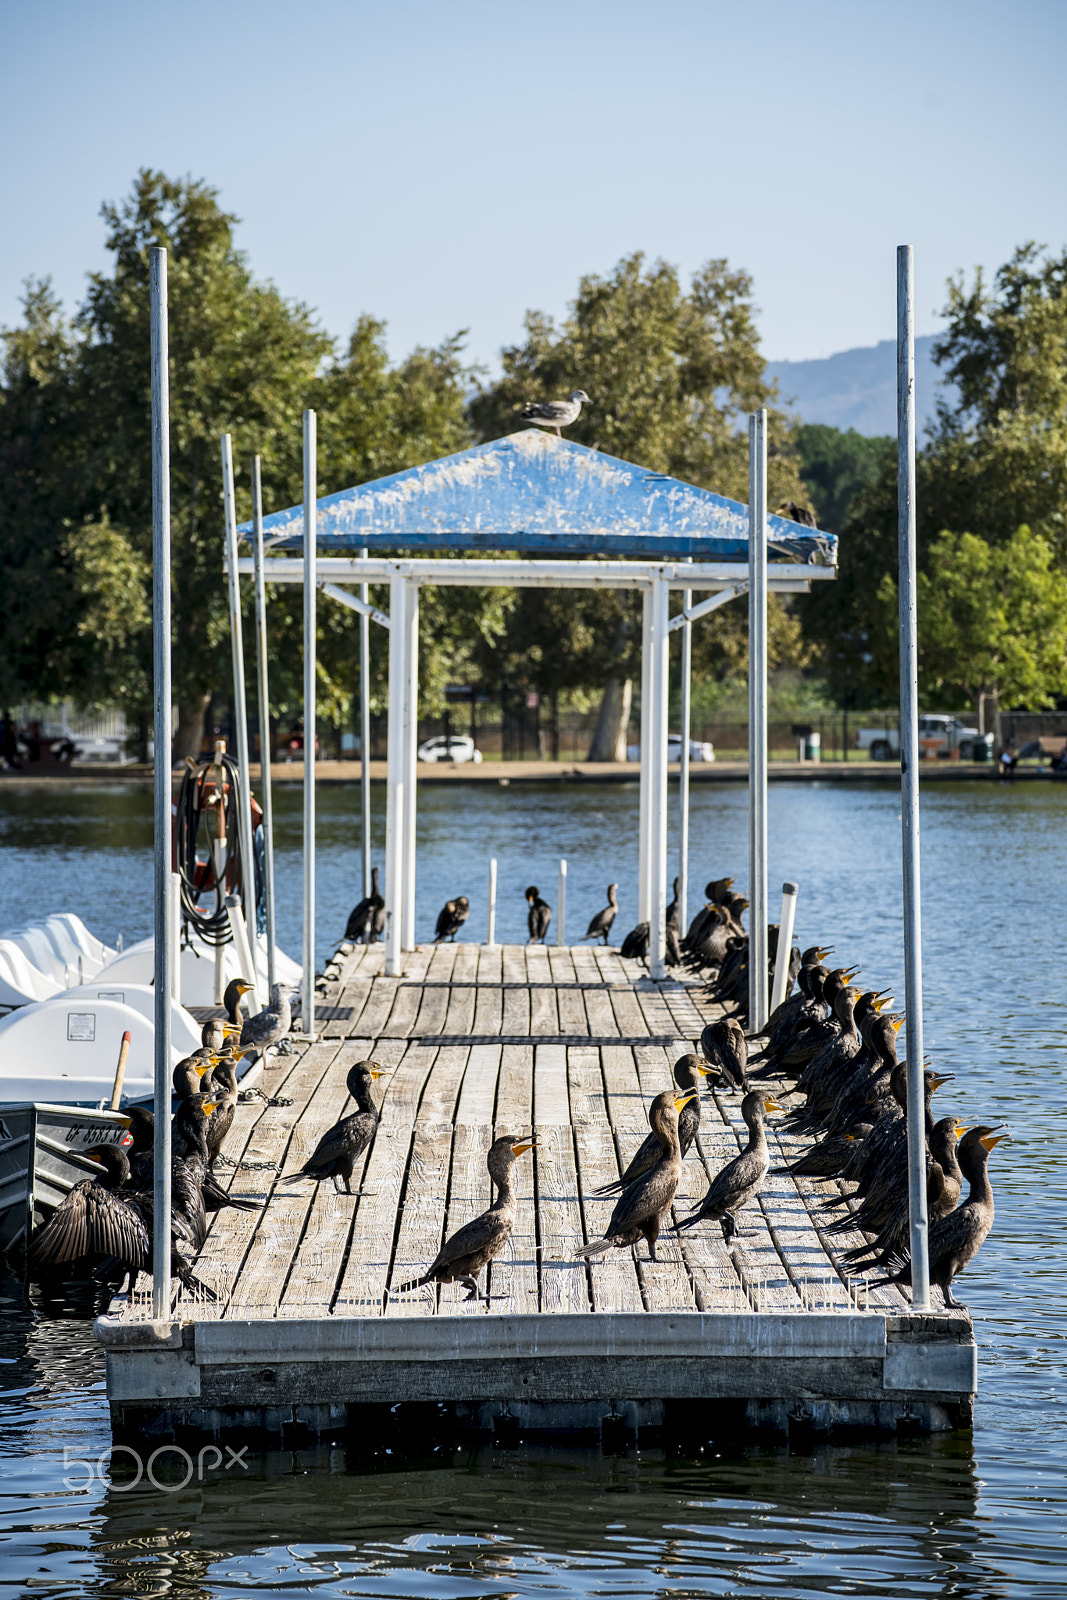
[
  {"xmin": 345, "ymin": 866, "xmax": 386, "ymax": 944},
  {"xmin": 201, "ymin": 1016, "xmax": 240, "ymax": 1053},
  {"xmin": 580, "ymin": 884, "xmax": 618, "ymax": 945},
  {"xmin": 124, "ymin": 1105, "xmax": 261, "ymax": 1216},
  {"xmin": 223, "ymin": 978, "xmax": 254, "ymax": 1028},
  {"xmin": 393, "ymin": 1134, "xmax": 538, "ymax": 1301},
  {"xmin": 700, "ymin": 1017, "xmax": 748, "ymax": 1092},
  {"xmin": 282, "ymin": 1062, "xmax": 387, "ymax": 1193},
  {"xmin": 665, "ymin": 877, "xmax": 681, "ymax": 931},
  {"xmin": 676, "ymin": 1091, "xmax": 780, "ymax": 1242},
  {"xmin": 576, "ymin": 1091, "xmax": 695, "ymax": 1262},
  {"xmin": 434, "ymin": 896, "xmax": 469, "ymax": 943},
  {"xmin": 525, "ymin": 886, "xmax": 552, "ymax": 944},
  {"xmin": 595, "ymin": 1055, "xmax": 709, "ymax": 1195},
  {"xmin": 874, "ymin": 1126, "xmax": 1005, "ymax": 1308},
  {"xmin": 620, "ymin": 921, "xmax": 650, "ymax": 961}
]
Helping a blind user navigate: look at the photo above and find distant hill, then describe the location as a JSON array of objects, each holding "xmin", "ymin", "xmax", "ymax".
[{"xmin": 765, "ymin": 335, "xmax": 956, "ymax": 437}]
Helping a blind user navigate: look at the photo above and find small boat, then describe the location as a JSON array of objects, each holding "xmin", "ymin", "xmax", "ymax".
[{"xmin": 0, "ymin": 1101, "xmax": 131, "ymax": 1255}]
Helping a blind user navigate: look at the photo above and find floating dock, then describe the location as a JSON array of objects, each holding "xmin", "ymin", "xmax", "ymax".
[{"xmin": 95, "ymin": 944, "xmax": 977, "ymax": 1444}]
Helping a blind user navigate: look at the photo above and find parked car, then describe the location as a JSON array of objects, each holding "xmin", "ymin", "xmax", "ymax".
[
  {"xmin": 856, "ymin": 714, "xmax": 988, "ymax": 760},
  {"xmin": 626, "ymin": 734, "xmax": 715, "ymax": 763},
  {"xmin": 416, "ymin": 734, "xmax": 483, "ymax": 764}
]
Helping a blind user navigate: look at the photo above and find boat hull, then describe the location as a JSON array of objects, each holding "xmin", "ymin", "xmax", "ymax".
[{"xmin": 0, "ymin": 1102, "xmax": 131, "ymax": 1255}]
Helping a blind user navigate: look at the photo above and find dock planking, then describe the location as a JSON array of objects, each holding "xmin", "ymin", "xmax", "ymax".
[{"xmin": 104, "ymin": 941, "xmax": 978, "ymax": 1441}]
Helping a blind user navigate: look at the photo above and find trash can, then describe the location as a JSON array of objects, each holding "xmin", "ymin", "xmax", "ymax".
[
  {"xmin": 970, "ymin": 734, "xmax": 993, "ymax": 762},
  {"xmin": 804, "ymin": 731, "xmax": 821, "ymax": 763}
]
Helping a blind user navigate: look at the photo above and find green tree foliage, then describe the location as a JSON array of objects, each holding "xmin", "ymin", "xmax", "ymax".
[
  {"xmin": 794, "ymin": 423, "xmax": 891, "ymax": 536},
  {"xmin": 468, "ymin": 253, "xmax": 809, "ymax": 748},
  {"xmin": 876, "ymin": 525, "xmax": 1067, "ymax": 711}
]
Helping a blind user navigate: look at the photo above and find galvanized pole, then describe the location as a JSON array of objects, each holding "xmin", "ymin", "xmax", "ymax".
[
  {"xmin": 747, "ymin": 413, "xmax": 769, "ymax": 1031},
  {"xmin": 149, "ymin": 247, "xmax": 172, "ymax": 1320},
  {"xmin": 359, "ymin": 545, "xmax": 372, "ymax": 899},
  {"xmin": 648, "ymin": 576, "xmax": 670, "ymax": 980},
  {"xmin": 637, "ymin": 588, "xmax": 652, "ymax": 923},
  {"xmin": 401, "ymin": 581, "xmax": 419, "ymax": 951},
  {"xmin": 302, "ymin": 410, "xmax": 317, "ymax": 1038},
  {"xmin": 486, "ymin": 857, "xmax": 497, "ymax": 947},
  {"xmin": 897, "ymin": 244, "xmax": 931, "ymax": 1308},
  {"xmin": 769, "ymin": 880, "xmax": 798, "ymax": 1015},
  {"xmin": 251, "ymin": 456, "xmax": 277, "ymax": 990},
  {"xmin": 384, "ymin": 574, "xmax": 407, "ymax": 977},
  {"xmin": 557, "ymin": 858, "xmax": 567, "ymax": 947},
  {"xmin": 221, "ymin": 434, "xmax": 259, "ymax": 1008},
  {"xmin": 678, "ymin": 558, "xmax": 693, "ymax": 938}
]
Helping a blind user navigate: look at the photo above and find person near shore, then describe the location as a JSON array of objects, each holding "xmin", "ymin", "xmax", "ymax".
[
  {"xmin": 1052, "ymin": 741, "xmax": 1067, "ymax": 772},
  {"xmin": 998, "ymin": 738, "xmax": 1016, "ymax": 779}
]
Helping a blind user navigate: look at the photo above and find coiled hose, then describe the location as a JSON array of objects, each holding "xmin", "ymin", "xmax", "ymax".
[{"xmin": 175, "ymin": 753, "xmax": 256, "ymax": 948}]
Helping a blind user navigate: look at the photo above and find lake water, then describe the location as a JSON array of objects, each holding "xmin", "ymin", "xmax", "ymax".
[{"xmin": 0, "ymin": 776, "xmax": 1064, "ymax": 1596}]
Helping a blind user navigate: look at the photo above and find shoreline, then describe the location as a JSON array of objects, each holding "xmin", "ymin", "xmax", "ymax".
[{"xmin": 0, "ymin": 757, "xmax": 1043, "ymax": 786}]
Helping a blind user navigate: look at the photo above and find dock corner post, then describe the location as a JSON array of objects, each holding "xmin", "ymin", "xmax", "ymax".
[
  {"xmin": 149, "ymin": 244, "xmax": 172, "ymax": 1319},
  {"xmin": 649, "ymin": 574, "xmax": 670, "ymax": 980},
  {"xmin": 251, "ymin": 455, "xmax": 277, "ymax": 991},
  {"xmin": 557, "ymin": 858, "xmax": 567, "ymax": 946},
  {"xmin": 748, "ymin": 412, "xmax": 769, "ymax": 1031},
  {"xmin": 302, "ymin": 409, "xmax": 317, "ymax": 1039},
  {"xmin": 486, "ymin": 856, "xmax": 497, "ymax": 946},
  {"xmin": 359, "ymin": 545, "xmax": 372, "ymax": 900},
  {"xmin": 401, "ymin": 578, "xmax": 419, "ymax": 952},
  {"xmin": 769, "ymin": 880, "xmax": 798, "ymax": 1015},
  {"xmin": 221, "ymin": 432, "xmax": 258, "ymax": 1009},
  {"xmin": 384, "ymin": 572, "xmax": 407, "ymax": 975},
  {"xmin": 897, "ymin": 243, "xmax": 931, "ymax": 1308},
  {"xmin": 638, "ymin": 585, "xmax": 652, "ymax": 924},
  {"xmin": 678, "ymin": 557, "xmax": 693, "ymax": 939}
]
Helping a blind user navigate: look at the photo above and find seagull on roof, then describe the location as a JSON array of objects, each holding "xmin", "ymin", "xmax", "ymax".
[{"xmin": 521, "ymin": 389, "xmax": 590, "ymax": 437}]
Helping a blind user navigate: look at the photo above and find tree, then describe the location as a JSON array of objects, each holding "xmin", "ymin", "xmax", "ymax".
[
  {"xmin": 469, "ymin": 253, "xmax": 809, "ymax": 755},
  {"xmin": 794, "ymin": 424, "xmax": 891, "ymax": 536},
  {"xmin": 876, "ymin": 525, "xmax": 1067, "ymax": 717}
]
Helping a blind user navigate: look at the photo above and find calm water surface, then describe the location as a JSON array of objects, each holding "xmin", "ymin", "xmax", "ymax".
[{"xmin": 0, "ymin": 776, "xmax": 1064, "ymax": 1596}]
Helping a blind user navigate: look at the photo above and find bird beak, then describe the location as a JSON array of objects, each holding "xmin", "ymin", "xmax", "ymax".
[
  {"xmin": 202, "ymin": 1101, "xmax": 218, "ymax": 1115},
  {"xmin": 695, "ymin": 1064, "xmax": 713, "ymax": 1077},
  {"xmin": 511, "ymin": 1139, "xmax": 539, "ymax": 1157},
  {"xmin": 816, "ymin": 947, "xmax": 834, "ymax": 958},
  {"xmin": 87, "ymin": 1151, "xmax": 103, "ymax": 1164},
  {"xmin": 891, "ymin": 1018, "xmax": 905, "ymax": 1033},
  {"xmin": 195, "ymin": 1064, "xmax": 210, "ymax": 1076},
  {"xmin": 954, "ymin": 1123, "xmax": 968, "ymax": 1138},
  {"xmin": 121, "ymin": 1117, "xmax": 132, "ymax": 1129},
  {"xmin": 980, "ymin": 1131, "xmax": 1008, "ymax": 1150},
  {"xmin": 929, "ymin": 1072, "xmax": 955, "ymax": 1090},
  {"xmin": 371, "ymin": 1068, "xmax": 391, "ymax": 1080},
  {"xmin": 673, "ymin": 1093, "xmax": 697, "ymax": 1111},
  {"xmin": 845, "ymin": 1134, "xmax": 856, "ymax": 1141},
  {"xmin": 842, "ymin": 965, "xmax": 862, "ymax": 978},
  {"xmin": 764, "ymin": 1097, "xmax": 782, "ymax": 1113}
]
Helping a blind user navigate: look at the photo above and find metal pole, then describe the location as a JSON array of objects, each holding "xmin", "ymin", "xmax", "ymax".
[
  {"xmin": 748, "ymin": 412, "xmax": 769, "ymax": 1031},
  {"xmin": 302, "ymin": 410, "xmax": 317, "ymax": 1039},
  {"xmin": 769, "ymin": 880, "xmax": 798, "ymax": 1015},
  {"xmin": 149, "ymin": 246, "xmax": 172, "ymax": 1320},
  {"xmin": 486, "ymin": 857, "xmax": 497, "ymax": 946},
  {"xmin": 557, "ymin": 858, "xmax": 567, "ymax": 947},
  {"xmin": 384, "ymin": 574, "xmax": 407, "ymax": 976},
  {"xmin": 678, "ymin": 558, "xmax": 693, "ymax": 939},
  {"xmin": 359, "ymin": 546, "xmax": 372, "ymax": 899},
  {"xmin": 221, "ymin": 434, "xmax": 259, "ymax": 1009},
  {"xmin": 638, "ymin": 588, "xmax": 652, "ymax": 923},
  {"xmin": 251, "ymin": 456, "xmax": 277, "ymax": 991},
  {"xmin": 401, "ymin": 581, "xmax": 419, "ymax": 950},
  {"xmin": 169, "ymin": 871, "xmax": 181, "ymax": 1005},
  {"xmin": 897, "ymin": 243, "xmax": 931, "ymax": 1308},
  {"xmin": 648, "ymin": 576, "xmax": 670, "ymax": 979}
]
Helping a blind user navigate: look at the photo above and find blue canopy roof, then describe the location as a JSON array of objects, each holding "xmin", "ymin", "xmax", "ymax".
[{"xmin": 241, "ymin": 429, "xmax": 836, "ymax": 563}]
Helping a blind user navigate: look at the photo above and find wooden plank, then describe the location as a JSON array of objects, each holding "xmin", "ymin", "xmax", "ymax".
[
  {"xmin": 454, "ymin": 1043, "xmax": 501, "ymax": 1126},
  {"xmin": 556, "ymin": 976, "xmax": 587, "ymax": 1038},
  {"xmin": 581, "ymin": 973, "xmax": 619, "ymax": 1039},
  {"xmin": 490, "ymin": 1041, "xmax": 538, "ymax": 1313},
  {"xmin": 529, "ymin": 973, "xmax": 559, "ymax": 1036},
  {"xmin": 567, "ymin": 1046, "xmax": 644, "ymax": 1314},
  {"xmin": 533, "ymin": 1043, "xmax": 589, "ymax": 1314},
  {"xmin": 546, "ymin": 944, "xmax": 577, "ymax": 985},
  {"xmin": 500, "ymin": 945, "xmax": 531, "ymax": 1036},
  {"xmin": 442, "ymin": 944, "xmax": 477, "ymax": 1036},
  {"xmin": 387, "ymin": 1043, "xmax": 471, "ymax": 1317}
]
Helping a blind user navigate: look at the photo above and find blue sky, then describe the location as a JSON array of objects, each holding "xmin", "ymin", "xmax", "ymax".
[{"xmin": 2, "ymin": 0, "xmax": 1064, "ymax": 370}]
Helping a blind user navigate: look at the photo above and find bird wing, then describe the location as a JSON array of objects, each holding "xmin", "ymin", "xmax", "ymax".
[
  {"xmin": 427, "ymin": 1208, "xmax": 511, "ymax": 1277},
  {"xmin": 303, "ymin": 1111, "xmax": 375, "ymax": 1172},
  {"xmin": 522, "ymin": 400, "xmax": 572, "ymax": 422}
]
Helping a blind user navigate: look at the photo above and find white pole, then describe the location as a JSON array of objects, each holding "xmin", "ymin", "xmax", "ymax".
[
  {"xmin": 769, "ymin": 880, "xmax": 798, "ymax": 1015},
  {"xmin": 225, "ymin": 893, "xmax": 258, "ymax": 998},
  {"xmin": 359, "ymin": 545, "xmax": 372, "ymax": 899},
  {"xmin": 486, "ymin": 857, "xmax": 497, "ymax": 946},
  {"xmin": 401, "ymin": 580, "xmax": 419, "ymax": 951},
  {"xmin": 638, "ymin": 588, "xmax": 652, "ymax": 924},
  {"xmin": 556, "ymin": 858, "xmax": 567, "ymax": 947},
  {"xmin": 149, "ymin": 246, "xmax": 172, "ymax": 1320},
  {"xmin": 302, "ymin": 410, "xmax": 317, "ymax": 1039},
  {"xmin": 384, "ymin": 574, "xmax": 407, "ymax": 976},
  {"xmin": 221, "ymin": 433, "xmax": 258, "ymax": 1010},
  {"xmin": 678, "ymin": 557, "xmax": 693, "ymax": 939},
  {"xmin": 648, "ymin": 576, "xmax": 670, "ymax": 980},
  {"xmin": 251, "ymin": 456, "xmax": 277, "ymax": 991},
  {"xmin": 897, "ymin": 244, "xmax": 931, "ymax": 1309},
  {"xmin": 748, "ymin": 412, "xmax": 769, "ymax": 1031}
]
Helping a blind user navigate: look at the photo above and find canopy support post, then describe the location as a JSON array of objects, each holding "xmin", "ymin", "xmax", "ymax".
[
  {"xmin": 638, "ymin": 588, "xmax": 652, "ymax": 924},
  {"xmin": 401, "ymin": 580, "xmax": 419, "ymax": 951},
  {"xmin": 385, "ymin": 574, "xmax": 408, "ymax": 976},
  {"xmin": 149, "ymin": 245, "xmax": 172, "ymax": 1321},
  {"xmin": 898, "ymin": 243, "xmax": 931, "ymax": 1309},
  {"xmin": 748, "ymin": 411, "xmax": 768, "ymax": 1032},
  {"xmin": 222, "ymin": 434, "xmax": 259, "ymax": 1010},
  {"xmin": 678, "ymin": 559, "xmax": 692, "ymax": 940},
  {"xmin": 251, "ymin": 456, "xmax": 277, "ymax": 992},
  {"xmin": 359, "ymin": 546, "xmax": 372, "ymax": 900},
  {"xmin": 302, "ymin": 409, "xmax": 317, "ymax": 1039},
  {"xmin": 648, "ymin": 575, "xmax": 670, "ymax": 980}
]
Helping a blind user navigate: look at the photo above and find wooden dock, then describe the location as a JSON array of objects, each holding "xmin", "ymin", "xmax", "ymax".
[{"xmin": 95, "ymin": 943, "xmax": 977, "ymax": 1444}]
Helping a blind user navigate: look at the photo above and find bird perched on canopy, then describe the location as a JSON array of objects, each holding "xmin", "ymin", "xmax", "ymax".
[
  {"xmin": 521, "ymin": 390, "xmax": 590, "ymax": 437},
  {"xmin": 282, "ymin": 1062, "xmax": 388, "ymax": 1194},
  {"xmin": 525, "ymin": 886, "xmax": 552, "ymax": 944},
  {"xmin": 434, "ymin": 896, "xmax": 470, "ymax": 943},
  {"xmin": 776, "ymin": 501, "xmax": 818, "ymax": 528},
  {"xmin": 580, "ymin": 884, "xmax": 618, "ymax": 946},
  {"xmin": 392, "ymin": 1134, "xmax": 538, "ymax": 1302}
]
